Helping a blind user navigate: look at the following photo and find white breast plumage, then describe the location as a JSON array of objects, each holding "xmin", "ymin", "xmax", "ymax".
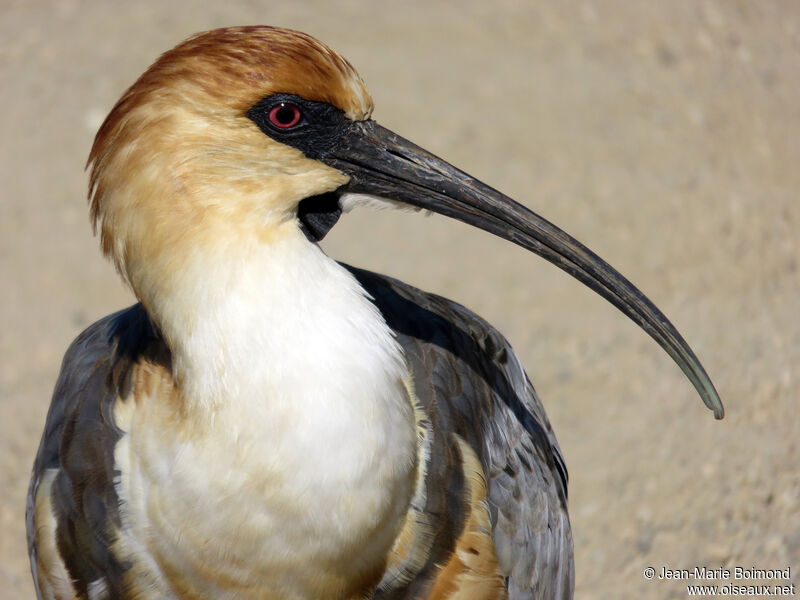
[{"xmin": 110, "ymin": 233, "xmax": 418, "ymax": 598}]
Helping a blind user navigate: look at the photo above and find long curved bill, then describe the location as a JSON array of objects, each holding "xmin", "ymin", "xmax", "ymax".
[{"xmin": 324, "ymin": 120, "xmax": 723, "ymax": 419}]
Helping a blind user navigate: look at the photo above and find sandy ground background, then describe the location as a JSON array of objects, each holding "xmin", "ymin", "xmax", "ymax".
[{"xmin": 2, "ymin": 1, "xmax": 798, "ymax": 598}]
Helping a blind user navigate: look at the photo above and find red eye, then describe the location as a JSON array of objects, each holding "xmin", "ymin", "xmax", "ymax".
[{"xmin": 268, "ymin": 102, "xmax": 302, "ymax": 128}]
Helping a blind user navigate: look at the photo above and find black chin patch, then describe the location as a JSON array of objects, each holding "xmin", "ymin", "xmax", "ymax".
[{"xmin": 298, "ymin": 192, "xmax": 342, "ymax": 242}]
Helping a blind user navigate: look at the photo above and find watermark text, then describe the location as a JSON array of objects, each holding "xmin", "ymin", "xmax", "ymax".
[{"xmin": 643, "ymin": 566, "xmax": 794, "ymax": 596}]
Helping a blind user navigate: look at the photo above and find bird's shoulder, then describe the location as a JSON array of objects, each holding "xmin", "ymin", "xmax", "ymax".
[{"xmin": 346, "ymin": 264, "xmax": 574, "ymax": 599}]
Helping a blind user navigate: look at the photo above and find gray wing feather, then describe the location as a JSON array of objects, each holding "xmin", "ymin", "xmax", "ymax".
[
  {"xmin": 348, "ymin": 265, "xmax": 574, "ymax": 599},
  {"xmin": 27, "ymin": 304, "xmax": 159, "ymax": 598}
]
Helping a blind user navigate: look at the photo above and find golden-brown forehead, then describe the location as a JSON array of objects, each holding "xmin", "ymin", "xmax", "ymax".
[{"xmin": 122, "ymin": 26, "xmax": 372, "ymax": 119}]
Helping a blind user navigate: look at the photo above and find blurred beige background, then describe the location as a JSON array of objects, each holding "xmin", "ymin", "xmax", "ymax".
[{"xmin": 2, "ymin": 1, "xmax": 798, "ymax": 598}]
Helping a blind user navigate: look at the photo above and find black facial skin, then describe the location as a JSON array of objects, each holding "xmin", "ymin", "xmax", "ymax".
[
  {"xmin": 247, "ymin": 93, "xmax": 354, "ymax": 160},
  {"xmin": 244, "ymin": 93, "xmax": 723, "ymax": 418},
  {"xmin": 247, "ymin": 94, "xmax": 359, "ymax": 240},
  {"xmin": 295, "ymin": 191, "xmax": 341, "ymax": 242}
]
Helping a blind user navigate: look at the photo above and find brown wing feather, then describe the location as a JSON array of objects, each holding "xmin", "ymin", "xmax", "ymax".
[{"xmin": 348, "ymin": 265, "xmax": 574, "ymax": 599}]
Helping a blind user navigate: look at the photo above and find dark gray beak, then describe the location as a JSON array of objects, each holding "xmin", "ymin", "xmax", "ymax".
[{"xmin": 323, "ymin": 120, "xmax": 724, "ymax": 419}]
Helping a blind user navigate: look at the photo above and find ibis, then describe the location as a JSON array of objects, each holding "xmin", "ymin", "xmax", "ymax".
[{"xmin": 27, "ymin": 26, "xmax": 723, "ymax": 600}]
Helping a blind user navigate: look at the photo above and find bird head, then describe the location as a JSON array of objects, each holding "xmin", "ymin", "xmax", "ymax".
[
  {"xmin": 87, "ymin": 26, "xmax": 722, "ymax": 418},
  {"xmin": 88, "ymin": 27, "xmax": 370, "ymax": 286}
]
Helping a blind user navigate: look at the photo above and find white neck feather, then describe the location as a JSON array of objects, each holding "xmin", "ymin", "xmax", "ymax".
[
  {"xmin": 121, "ymin": 228, "xmax": 418, "ymax": 595},
  {"xmin": 151, "ymin": 229, "xmax": 406, "ymax": 408}
]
